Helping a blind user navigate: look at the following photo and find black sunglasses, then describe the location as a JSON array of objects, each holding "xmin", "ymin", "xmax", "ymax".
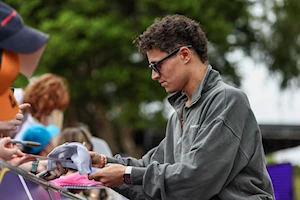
[{"xmin": 148, "ymin": 45, "xmax": 192, "ymax": 74}]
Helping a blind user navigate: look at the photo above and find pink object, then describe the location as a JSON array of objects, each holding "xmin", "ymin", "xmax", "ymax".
[{"xmin": 51, "ymin": 171, "xmax": 102, "ymax": 186}]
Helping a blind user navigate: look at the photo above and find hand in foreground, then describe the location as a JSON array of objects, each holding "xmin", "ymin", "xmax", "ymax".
[
  {"xmin": 0, "ymin": 114, "xmax": 23, "ymax": 134},
  {"xmin": 0, "ymin": 137, "xmax": 19, "ymax": 160},
  {"xmin": 19, "ymin": 160, "xmax": 68, "ymax": 180},
  {"xmin": 7, "ymin": 150, "xmax": 36, "ymax": 166},
  {"xmin": 37, "ymin": 161, "xmax": 68, "ymax": 180},
  {"xmin": 0, "ymin": 103, "xmax": 30, "ymax": 136},
  {"xmin": 88, "ymin": 164, "xmax": 126, "ymax": 187},
  {"xmin": 18, "ymin": 103, "xmax": 31, "ymax": 112}
]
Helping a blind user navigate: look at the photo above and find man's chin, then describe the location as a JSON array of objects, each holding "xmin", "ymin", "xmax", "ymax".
[{"xmin": 165, "ymin": 88, "xmax": 175, "ymax": 93}]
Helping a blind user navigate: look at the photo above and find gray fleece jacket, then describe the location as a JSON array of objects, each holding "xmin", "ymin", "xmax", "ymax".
[{"xmin": 109, "ymin": 66, "xmax": 275, "ymax": 200}]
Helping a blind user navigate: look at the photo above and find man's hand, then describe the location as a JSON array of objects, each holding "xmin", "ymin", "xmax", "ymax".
[{"xmin": 88, "ymin": 164, "xmax": 126, "ymax": 187}]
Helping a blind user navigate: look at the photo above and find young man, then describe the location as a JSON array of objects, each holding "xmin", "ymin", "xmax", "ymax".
[{"xmin": 88, "ymin": 15, "xmax": 275, "ymax": 200}]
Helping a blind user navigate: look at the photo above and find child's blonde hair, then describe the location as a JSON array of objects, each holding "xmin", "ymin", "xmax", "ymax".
[{"xmin": 57, "ymin": 126, "xmax": 93, "ymax": 151}]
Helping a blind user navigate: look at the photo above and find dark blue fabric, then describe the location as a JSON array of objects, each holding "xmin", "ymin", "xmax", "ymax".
[{"xmin": 0, "ymin": 2, "xmax": 49, "ymax": 53}]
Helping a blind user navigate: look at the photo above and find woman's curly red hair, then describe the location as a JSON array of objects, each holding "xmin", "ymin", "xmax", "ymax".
[{"xmin": 23, "ymin": 73, "xmax": 70, "ymax": 122}]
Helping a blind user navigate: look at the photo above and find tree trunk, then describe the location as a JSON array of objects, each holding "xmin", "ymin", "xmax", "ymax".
[{"xmin": 92, "ymin": 101, "xmax": 119, "ymax": 155}]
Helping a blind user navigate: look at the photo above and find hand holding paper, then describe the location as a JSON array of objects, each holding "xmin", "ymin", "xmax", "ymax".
[{"xmin": 88, "ymin": 164, "xmax": 126, "ymax": 188}]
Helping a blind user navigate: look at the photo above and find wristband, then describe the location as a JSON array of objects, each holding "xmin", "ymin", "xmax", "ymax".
[
  {"xmin": 123, "ymin": 166, "xmax": 132, "ymax": 184},
  {"xmin": 99, "ymin": 154, "xmax": 107, "ymax": 168},
  {"xmin": 104, "ymin": 155, "xmax": 107, "ymax": 166},
  {"xmin": 31, "ymin": 160, "xmax": 39, "ymax": 174}
]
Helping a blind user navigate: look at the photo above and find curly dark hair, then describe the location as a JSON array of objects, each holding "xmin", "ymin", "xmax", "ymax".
[{"xmin": 133, "ymin": 14, "xmax": 209, "ymax": 64}]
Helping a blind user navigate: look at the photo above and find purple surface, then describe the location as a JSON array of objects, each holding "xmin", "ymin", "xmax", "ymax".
[
  {"xmin": 0, "ymin": 169, "xmax": 62, "ymax": 199},
  {"xmin": 1, "ymin": 161, "xmax": 294, "ymax": 199},
  {"xmin": 267, "ymin": 163, "xmax": 294, "ymax": 200}
]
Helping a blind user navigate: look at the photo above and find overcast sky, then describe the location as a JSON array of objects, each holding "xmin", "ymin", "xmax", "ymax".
[
  {"xmin": 240, "ymin": 0, "xmax": 300, "ymax": 125},
  {"xmin": 238, "ymin": 57, "xmax": 300, "ymax": 125}
]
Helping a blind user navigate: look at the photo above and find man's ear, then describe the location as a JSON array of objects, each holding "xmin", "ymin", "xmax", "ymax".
[{"xmin": 180, "ymin": 47, "xmax": 191, "ymax": 64}]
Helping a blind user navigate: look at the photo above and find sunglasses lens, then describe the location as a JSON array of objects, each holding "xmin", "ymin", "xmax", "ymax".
[{"xmin": 149, "ymin": 64, "xmax": 160, "ymax": 74}]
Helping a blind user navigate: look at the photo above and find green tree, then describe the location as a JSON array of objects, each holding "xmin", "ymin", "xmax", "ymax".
[
  {"xmin": 7, "ymin": 0, "xmax": 299, "ymax": 156},
  {"xmin": 253, "ymin": 0, "xmax": 300, "ymax": 88}
]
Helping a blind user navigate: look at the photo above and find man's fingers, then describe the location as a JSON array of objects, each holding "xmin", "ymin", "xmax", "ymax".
[
  {"xmin": 88, "ymin": 173, "xmax": 94, "ymax": 180},
  {"xmin": 88, "ymin": 170, "xmax": 101, "ymax": 181}
]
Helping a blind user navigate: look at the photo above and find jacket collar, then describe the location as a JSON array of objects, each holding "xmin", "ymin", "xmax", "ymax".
[{"xmin": 167, "ymin": 65, "xmax": 221, "ymax": 110}]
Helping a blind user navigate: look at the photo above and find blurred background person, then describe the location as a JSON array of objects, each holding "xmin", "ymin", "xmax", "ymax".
[
  {"xmin": 56, "ymin": 126, "xmax": 94, "ymax": 151},
  {"xmin": 56, "ymin": 123, "xmax": 113, "ymax": 157},
  {"xmin": 21, "ymin": 123, "xmax": 59, "ymax": 156},
  {"xmin": 13, "ymin": 73, "xmax": 70, "ymax": 140},
  {"xmin": 91, "ymin": 135, "xmax": 113, "ymax": 157},
  {"xmin": 22, "ymin": 73, "xmax": 69, "ymax": 126}
]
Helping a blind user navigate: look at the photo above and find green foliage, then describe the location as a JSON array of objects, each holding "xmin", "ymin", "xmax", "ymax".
[
  {"xmin": 294, "ymin": 166, "xmax": 300, "ymax": 199},
  {"xmin": 251, "ymin": 0, "xmax": 300, "ymax": 88}
]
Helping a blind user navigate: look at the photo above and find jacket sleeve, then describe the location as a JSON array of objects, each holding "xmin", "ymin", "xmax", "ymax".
[
  {"xmin": 107, "ymin": 138, "xmax": 166, "ymax": 167},
  {"xmin": 109, "ymin": 140, "xmax": 166, "ymax": 199}
]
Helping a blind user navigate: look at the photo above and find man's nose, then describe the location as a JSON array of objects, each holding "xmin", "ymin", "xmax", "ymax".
[{"xmin": 151, "ymin": 69, "xmax": 160, "ymax": 80}]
